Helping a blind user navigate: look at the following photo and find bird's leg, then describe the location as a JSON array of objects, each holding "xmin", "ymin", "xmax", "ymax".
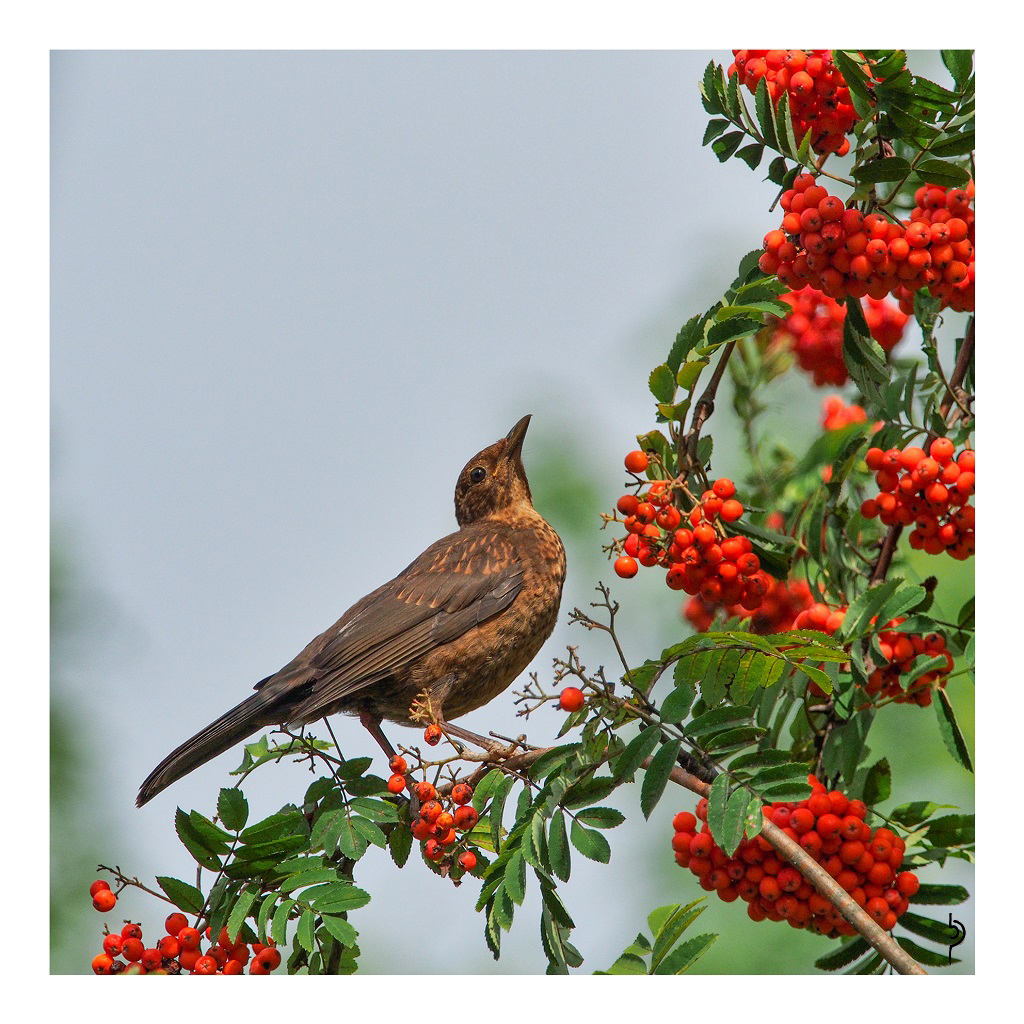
[{"xmin": 358, "ymin": 710, "xmax": 398, "ymax": 761}]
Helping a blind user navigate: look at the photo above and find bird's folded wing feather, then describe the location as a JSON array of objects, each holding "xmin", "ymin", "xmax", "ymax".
[{"xmin": 256, "ymin": 525, "xmax": 524, "ymax": 718}]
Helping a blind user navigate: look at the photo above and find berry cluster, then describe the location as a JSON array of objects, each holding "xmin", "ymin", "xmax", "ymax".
[
  {"xmin": 760, "ymin": 175, "xmax": 975, "ymax": 313},
  {"xmin": 821, "ymin": 395, "xmax": 868, "ymax": 431},
  {"xmin": 861, "ymin": 439, "xmax": 974, "ymax": 560},
  {"xmin": 892, "ymin": 184, "xmax": 976, "ymax": 314},
  {"xmin": 728, "ymin": 50, "xmax": 859, "ymax": 157},
  {"xmin": 614, "ymin": 467, "xmax": 773, "ymax": 612},
  {"xmin": 793, "ymin": 602, "xmax": 953, "ymax": 707},
  {"xmin": 401, "ymin": 766, "xmax": 481, "ymax": 876},
  {"xmin": 765, "ymin": 287, "xmax": 908, "ymax": 386},
  {"xmin": 89, "ymin": 902, "xmax": 281, "ymax": 975},
  {"xmin": 685, "ymin": 576, "xmax": 814, "ymax": 635},
  {"xmin": 671, "ymin": 778, "xmax": 920, "ymax": 937}
]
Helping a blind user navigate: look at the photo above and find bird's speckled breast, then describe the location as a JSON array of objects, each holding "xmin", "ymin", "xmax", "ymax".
[{"xmin": 394, "ymin": 510, "xmax": 565, "ymax": 722}]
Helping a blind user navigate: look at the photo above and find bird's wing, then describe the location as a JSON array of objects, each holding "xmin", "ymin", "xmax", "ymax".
[{"xmin": 258, "ymin": 524, "xmax": 524, "ymax": 719}]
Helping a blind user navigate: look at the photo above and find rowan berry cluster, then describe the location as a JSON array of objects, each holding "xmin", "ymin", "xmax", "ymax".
[
  {"xmin": 793, "ymin": 602, "xmax": 953, "ymax": 707},
  {"xmin": 728, "ymin": 50, "xmax": 858, "ymax": 157},
  {"xmin": 759, "ymin": 175, "xmax": 975, "ymax": 313},
  {"xmin": 401, "ymin": 766, "xmax": 481, "ymax": 877},
  {"xmin": 685, "ymin": 577, "xmax": 814, "ymax": 635},
  {"xmin": 861, "ymin": 439, "xmax": 974, "ymax": 560},
  {"xmin": 892, "ymin": 184, "xmax": 976, "ymax": 314},
  {"xmin": 89, "ymin": 901, "xmax": 281, "ymax": 975},
  {"xmin": 671, "ymin": 777, "xmax": 920, "ymax": 937},
  {"xmin": 764, "ymin": 286, "xmax": 908, "ymax": 386},
  {"xmin": 614, "ymin": 463, "xmax": 773, "ymax": 613},
  {"xmin": 821, "ymin": 395, "xmax": 868, "ymax": 431}
]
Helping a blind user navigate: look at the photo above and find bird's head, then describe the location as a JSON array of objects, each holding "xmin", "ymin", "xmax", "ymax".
[{"xmin": 454, "ymin": 415, "xmax": 535, "ymax": 526}]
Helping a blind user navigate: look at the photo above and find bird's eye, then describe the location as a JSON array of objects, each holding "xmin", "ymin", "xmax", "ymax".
[{"xmin": 470, "ymin": 467, "xmax": 487, "ymax": 483}]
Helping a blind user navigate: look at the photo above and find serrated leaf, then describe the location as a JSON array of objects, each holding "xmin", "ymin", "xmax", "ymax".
[
  {"xmin": 217, "ymin": 788, "xmax": 249, "ymax": 832},
  {"xmin": 388, "ymin": 816, "xmax": 413, "ymax": 868},
  {"xmin": 838, "ymin": 578, "xmax": 902, "ymax": 642},
  {"xmin": 155, "ymin": 875, "xmax": 205, "ymax": 915},
  {"xmin": 686, "ymin": 704, "xmax": 753, "ymax": 738},
  {"xmin": 910, "ymin": 882, "xmax": 969, "ymax": 905},
  {"xmin": 295, "ymin": 908, "xmax": 316, "ymax": 952},
  {"xmin": 226, "ymin": 887, "xmax": 258, "ymax": 943},
  {"xmin": 941, "ymin": 49, "xmax": 973, "ymax": 88},
  {"xmin": 174, "ymin": 808, "xmax": 224, "ymax": 870},
  {"xmin": 677, "ymin": 358, "xmax": 709, "ymax": 392},
  {"xmin": 934, "ymin": 689, "xmax": 974, "ymax": 772},
  {"xmin": 270, "ymin": 898, "xmax": 295, "ymax": 946},
  {"xmin": 569, "ymin": 819, "xmax": 611, "ymax": 863},
  {"xmin": 602, "ymin": 952, "xmax": 649, "ymax": 975},
  {"xmin": 640, "ymin": 739, "xmax": 682, "ymax": 819},
  {"xmin": 897, "ymin": 935, "xmax": 959, "ymax": 967},
  {"xmin": 561, "ymin": 775, "xmax": 617, "ymax": 810},
  {"xmin": 349, "ymin": 797, "xmax": 401, "ymax": 823},
  {"xmin": 853, "ymin": 156, "xmax": 912, "ymax": 183},
  {"xmin": 308, "ymin": 881, "xmax": 372, "ymax": 913},
  {"xmin": 548, "ymin": 809, "xmax": 571, "ymax": 881},
  {"xmin": 653, "ymin": 932, "xmax": 717, "ymax": 974},
  {"xmin": 712, "ymin": 130, "xmax": 745, "ymax": 162},
  {"xmin": 320, "ymin": 913, "xmax": 358, "ymax": 948},
  {"xmin": 575, "ymin": 806, "xmax": 625, "ymax": 829},
  {"xmin": 611, "ymin": 724, "xmax": 662, "ymax": 780},
  {"xmin": 648, "ymin": 363, "xmax": 676, "ymax": 403},
  {"xmin": 863, "ymin": 758, "xmax": 892, "ymax": 805},
  {"xmin": 916, "ymin": 158, "xmax": 970, "ymax": 187},
  {"xmin": 814, "ymin": 936, "xmax": 871, "ymax": 971}
]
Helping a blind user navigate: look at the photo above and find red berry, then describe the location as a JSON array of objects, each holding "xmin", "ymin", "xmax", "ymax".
[
  {"xmin": 92, "ymin": 889, "xmax": 117, "ymax": 913},
  {"xmin": 624, "ymin": 450, "xmax": 649, "ymax": 474},
  {"xmin": 387, "ymin": 773, "xmax": 406, "ymax": 794},
  {"xmin": 424, "ymin": 724, "xmax": 443, "ymax": 746},
  {"xmin": 614, "ymin": 554, "xmax": 639, "ymax": 579},
  {"xmin": 458, "ymin": 850, "xmax": 478, "ymax": 872},
  {"xmin": 92, "ymin": 953, "xmax": 115, "ymax": 975},
  {"xmin": 559, "ymin": 686, "xmax": 585, "ymax": 712},
  {"xmin": 89, "ymin": 879, "xmax": 111, "ymax": 898}
]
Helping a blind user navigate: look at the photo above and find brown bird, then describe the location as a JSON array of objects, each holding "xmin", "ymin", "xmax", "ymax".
[{"xmin": 137, "ymin": 415, "xmax": 566, "ymax": 806}]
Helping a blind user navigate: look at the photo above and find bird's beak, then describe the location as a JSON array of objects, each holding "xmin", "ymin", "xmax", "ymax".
[{"xmin": 501, "ymin": 414, "xmax": 532, "ymax": 462}]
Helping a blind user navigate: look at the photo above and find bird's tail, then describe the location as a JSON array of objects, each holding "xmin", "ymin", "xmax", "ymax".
[{"xmin": 136, "ymin": 690, "xmax": 279, "ymax": 807}]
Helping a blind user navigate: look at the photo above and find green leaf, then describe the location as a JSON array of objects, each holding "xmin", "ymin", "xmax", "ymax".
[
  {"xmin": 217, "ymin": 788, "xmax": 249, "ymax": 832},
  {"xmin": 648, "ymin": 363, "xmax": 676, "ymax": 404},
  {"xmin": 295, "ymin": 908, "xmax": 316, "ymax": 952},
  {"xmin": 853, "ymin": 156, "xmax": 912, "ymax": 183},
  {"xmin": 753, "ymin": 75, "xmax": 777, "ymax": 148},
  {"xmin": 226, "ymin": 886, "xmax": 258, "ymax": 943},
  {"xmin": 174, "ymin": 808, "xmax": 224, "ymax": 870},
  {"xmin": 712, "ymin": 130, "xmax": 745, "ymax": 162},
  {"xmin": 155, "ymin": 876, "xmax": 205, "ymax": 915},
  {"xmin": 899, "ymin": 910, "xmax": 963, "ymax": 945},
  {"xmin": 307, "ymin": 881, "xmax": 372, "ymax": 913},
  {"xmin": 889, "ymin": 800, "xmax": 953, "ymax": 828},
  {"xmin": 320, "ymin": 913, "xmax": 358, "ymax": 948},
  {"xmin": 837, "ymin": 578, "xmax": 902, "ymax": 643},
  {"xmin": 611, "ymin": 724, "xmax": 662, "ymax": 780},
  {"xmin": 814, "ymin": 936, "xmax": 871, "ymax": 971},
  {"xmin": 561, "ymin": 775, "xmax": 618, "ymax": 810},
  {"xmin": 862, "ymin": 758, "xmax": 892, "ymax": 805},
  {"xmin": 653, "ymin": 932, "xmax": 717, "ymax": 974},
  {"xmin": 702, "ymin": 118, "xmax": 731, "ymax": 146},
  {"xmin": 575, "ymin": 806, "xmax": 626, "ymax": 829},
  {"xmin": 602, "ymin": 952, "xmax": 648, "ymax": 975},
  {"xmin": 548, "ymin": 809, "xmax": 571, "ymax": 881},
  {"xmin": 925, "ymin": 813, "xmax": 975, "ymax": 847},
  {"xmin": 915, "ymin": 159, "xmax": 971, "ymax": 187},
  {"xmin": 910, "ymin": 882, "xmax": 969, "ymax": 905},
  {"xmin": 569, "ymin": 819, "xmax": 611, "ymax": 863},
  {"xmin": 349, "ymin": 797, "xmax": 401, "ymax": 823},
  {"xmin": 934, "ymin": 689, "xmax": 974, "ymax": 772},
  {"xmin": 686, "ymin": 704, "xmax": 754, "ymax": 739},
  {"xmin": 735, "ymin": 143, "xmax": 764, "ymax": 170},
  {"xmin": 388, "ymin": 816, "xmax": 413, "ymax": 868},
  {"xmin": 640, "ymin": 739, "xmax": 682, "ymax": 819},
  {"xmin": 677, "ymin": 357, "xmax": 709, "ymax": 392},
  {"xmin": 503, "ymin": 850, "xmax": 527, "ymax": 905},
  {"xmin": 667, "ymin": 315, "xmax": 704, "ymax": 373},
  {"xmin": 270, "ymin": 898, "xmax": 296, "ymax": 946},
  {"xmin": 896, "ymin": 935, "xmax": 959, "ymax": 967},
  {"xmin": 941, "ymin": 49, "xmax": 973, "ymax": 88}
]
